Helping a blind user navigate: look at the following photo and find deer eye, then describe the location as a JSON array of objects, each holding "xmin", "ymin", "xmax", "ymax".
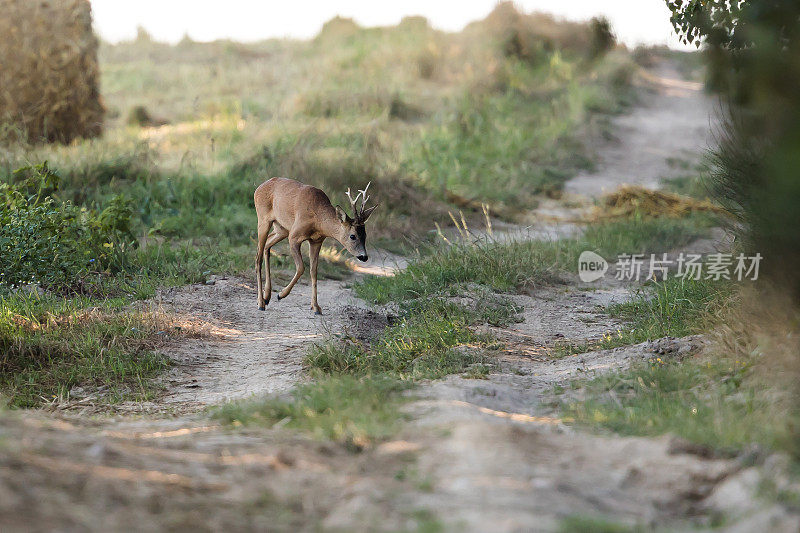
[{"xmin": 350, "ymin": 234, "xmax": 356, "ymax": 240}]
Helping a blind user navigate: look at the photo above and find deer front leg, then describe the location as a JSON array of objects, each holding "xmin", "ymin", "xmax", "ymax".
[
  {"xmin": 277, "ymin": 238, "xmax": 305, "ymax": 300},
  {"xmin": 309, "ymin": 239, "xmax": 323, "ymax": 315}
]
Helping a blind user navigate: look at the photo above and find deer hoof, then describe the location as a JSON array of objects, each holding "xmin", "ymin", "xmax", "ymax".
[
  {"xmin": 314, "ymin": 310, "xmax": 322, "ymax": 316},
  {"xmin": 258, "ymin": 306, "xmax": 265, "ymax": 311},
  {"xmin": 276, "ymin": 294, "xmax": 282, "ymax": 301}
]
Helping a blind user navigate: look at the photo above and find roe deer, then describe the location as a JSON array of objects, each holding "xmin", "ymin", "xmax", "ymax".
[{"xmin": 254, "ymin": 177, "xmax": 377, "ymax": 314}]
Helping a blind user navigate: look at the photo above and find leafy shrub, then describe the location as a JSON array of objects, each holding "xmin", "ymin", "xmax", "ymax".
[{"xmin": 0, "ymin": 162, "xmax": 135, "ymax": 291}]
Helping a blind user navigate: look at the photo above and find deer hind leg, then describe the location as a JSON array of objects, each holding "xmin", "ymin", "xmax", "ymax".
[
  {"xmin": 309, "ymin": 239, "xmax": 323, "ymax": 315},
  {"xmin": 278, "ymin": 237, "xmax": 305, "ymax": 300},
  {"xmin": 260, "ymin": 224, "xmax": 288, "ymax": 308},
  {"xmin": 256, "ymin": 220, "xmax": 272, "ymax": 310}
]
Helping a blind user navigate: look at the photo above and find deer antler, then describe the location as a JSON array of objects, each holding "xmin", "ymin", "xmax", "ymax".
[
  {"xmin": 358, "ymin": 182, "xmax": 370, "ymax": 212},
  {"xmin": 345, "ymin": 181, "xmax": 372, "ymax": 219},
  {"xmin": 345, "ymin": 187, "xmax": 362, "ymax": 218}
]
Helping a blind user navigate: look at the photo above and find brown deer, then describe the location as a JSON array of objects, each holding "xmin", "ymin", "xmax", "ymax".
[{"xmin": 254, "ymin": 177, "xmax": 377, "ymax": 314}]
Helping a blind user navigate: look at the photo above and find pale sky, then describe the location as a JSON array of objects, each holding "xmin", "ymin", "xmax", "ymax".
[{"xmin": 91, "ymin": 0, "xmax": 690, "ymax": 50}]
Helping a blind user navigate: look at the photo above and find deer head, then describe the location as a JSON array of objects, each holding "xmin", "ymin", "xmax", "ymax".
[{"xmin": 334, "ymin": 182, "xmax": 378, "ymax": 262}]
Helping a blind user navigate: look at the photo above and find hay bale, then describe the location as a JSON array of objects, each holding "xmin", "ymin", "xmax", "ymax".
[
  {"xmin": 594, "ymin": 185, "xmax": 729, "ymax": 220},
  {"xmin": 0, "ymin": 0, "xmax": 104, "ymax": 144}
]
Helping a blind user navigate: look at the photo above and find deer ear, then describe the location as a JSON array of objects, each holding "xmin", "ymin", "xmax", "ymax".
[
  {"xmin": 335, "ymin": 205, "xmax": 351, "ymax": 224},
  {"xmin": 359, "ymin": 203, "xmax": 379, "ymax": 222}
]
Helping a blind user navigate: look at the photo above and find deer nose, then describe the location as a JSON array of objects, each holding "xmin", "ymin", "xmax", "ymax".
[{"xmin": 358, "ymin": 254, "xmax": 368, "ymax": 262}]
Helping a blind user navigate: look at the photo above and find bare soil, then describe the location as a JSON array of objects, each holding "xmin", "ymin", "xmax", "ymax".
[{"xmin": 3, "ymin": 59, "xmax": 798, "ymax": 532}]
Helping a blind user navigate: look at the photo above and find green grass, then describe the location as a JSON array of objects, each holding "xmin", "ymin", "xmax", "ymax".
[
  {"xmin": 307, "ymin": 295, "xmax": 516, "ymax": 379},
  {"xmin": 356, "ymin": 215, "xmax": 711, "ymax": 306},
  {"xmin": 561, "ymin": 352, "xmax": 792, "ymax": 456},
  {"xmin": 581, "ymin": 213, "xmax": 712, "ymax": 259},
  {"xmin": 0, "ymin": 292, "xmax": 170, "ymax": 408},
  {"xmin": 405, "ymin": 86, "xmax": 597, "ymax": 209},
  {"xmin": 610, "ymin": 277, "xmax": 729, "ymax": 340},
  {"xmin": 558, "ymin": 279, "xmax": 798, "ymax": 458},
  {"xmin": 0, "ymin": 240, "xmax": 258, "ymax": 408},
  {"xmin": 355, "ymin": 239, "xmax": 576, "ymax": 304},
  {"xmin": 212, "ymin": 374, "xmax": 410, "ymax": 448}
]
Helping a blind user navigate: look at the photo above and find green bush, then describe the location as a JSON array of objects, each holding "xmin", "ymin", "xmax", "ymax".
[
  {"xmin": 669, "ymin": 1, "xmax": 800, "ymax": 296},
  {"xmin": 0, "ymin": 162, "xmax": 135, "ymax": 291}
]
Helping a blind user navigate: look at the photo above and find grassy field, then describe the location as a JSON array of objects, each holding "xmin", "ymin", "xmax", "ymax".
[
  {"xmin": 6, "ymin": 4, "xmax": 788, "ymax": 481},
  {"xmin": 0, "ymin": 5, "xmax": 638, "ymax": 407},
  {"xmin": 2, "ymin": 7, "xmax": 635, "ymax": 247}
]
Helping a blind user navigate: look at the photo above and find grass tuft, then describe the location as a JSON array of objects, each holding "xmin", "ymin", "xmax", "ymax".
[
  {"xmin": 212, "ymin": 374, "xmax": 409, "ymax": 448},
  {"xmin": 306, "ymin": 297, "xmax": 511, "ymax": 379}
]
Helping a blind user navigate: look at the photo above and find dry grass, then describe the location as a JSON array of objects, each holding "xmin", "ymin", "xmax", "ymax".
[
  {"xmin": 713, "ymin": 285, "xmax": 800, "ymax": 410},
  {"xmin": 0, "ymin": 0, "xmax": 103, "ymax": 144},
  {"xmin": 594, "ymin": 185, "xmax": 728, "ymax": 220}
]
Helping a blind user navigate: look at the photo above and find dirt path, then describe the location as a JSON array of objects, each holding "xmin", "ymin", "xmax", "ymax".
[
  {"xmin": 4, "ymin": 59, "xmax": 797, "ymax": 531},
  {"xmin": 565, "ymin": 60, "xmax": 717, "ymax": 197},
  {"xmin": 154, "ymin": 276, "xmax": 351, "ymax": 407},
  {"xmin": 138, "ymin": 248, "xmax": 404, "ymax": 409}
]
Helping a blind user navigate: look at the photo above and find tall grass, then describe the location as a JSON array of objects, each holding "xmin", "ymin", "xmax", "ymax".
[
  {"xmin": 2, "ymin": 5, "xmax": 636, "ymax": 249},
  {"xmin": 0, "ymin": 293, "xmax": 170, "ymax": 408}
]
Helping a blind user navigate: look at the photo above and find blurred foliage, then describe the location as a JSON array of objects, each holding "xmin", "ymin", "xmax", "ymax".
[
  {"xmin": 668, "ymin": 0, "xmax": 800, "ymax": 297},
  {"xmin": 668, "ymin": 0, "xmax": 800, "ymax": 459}
]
